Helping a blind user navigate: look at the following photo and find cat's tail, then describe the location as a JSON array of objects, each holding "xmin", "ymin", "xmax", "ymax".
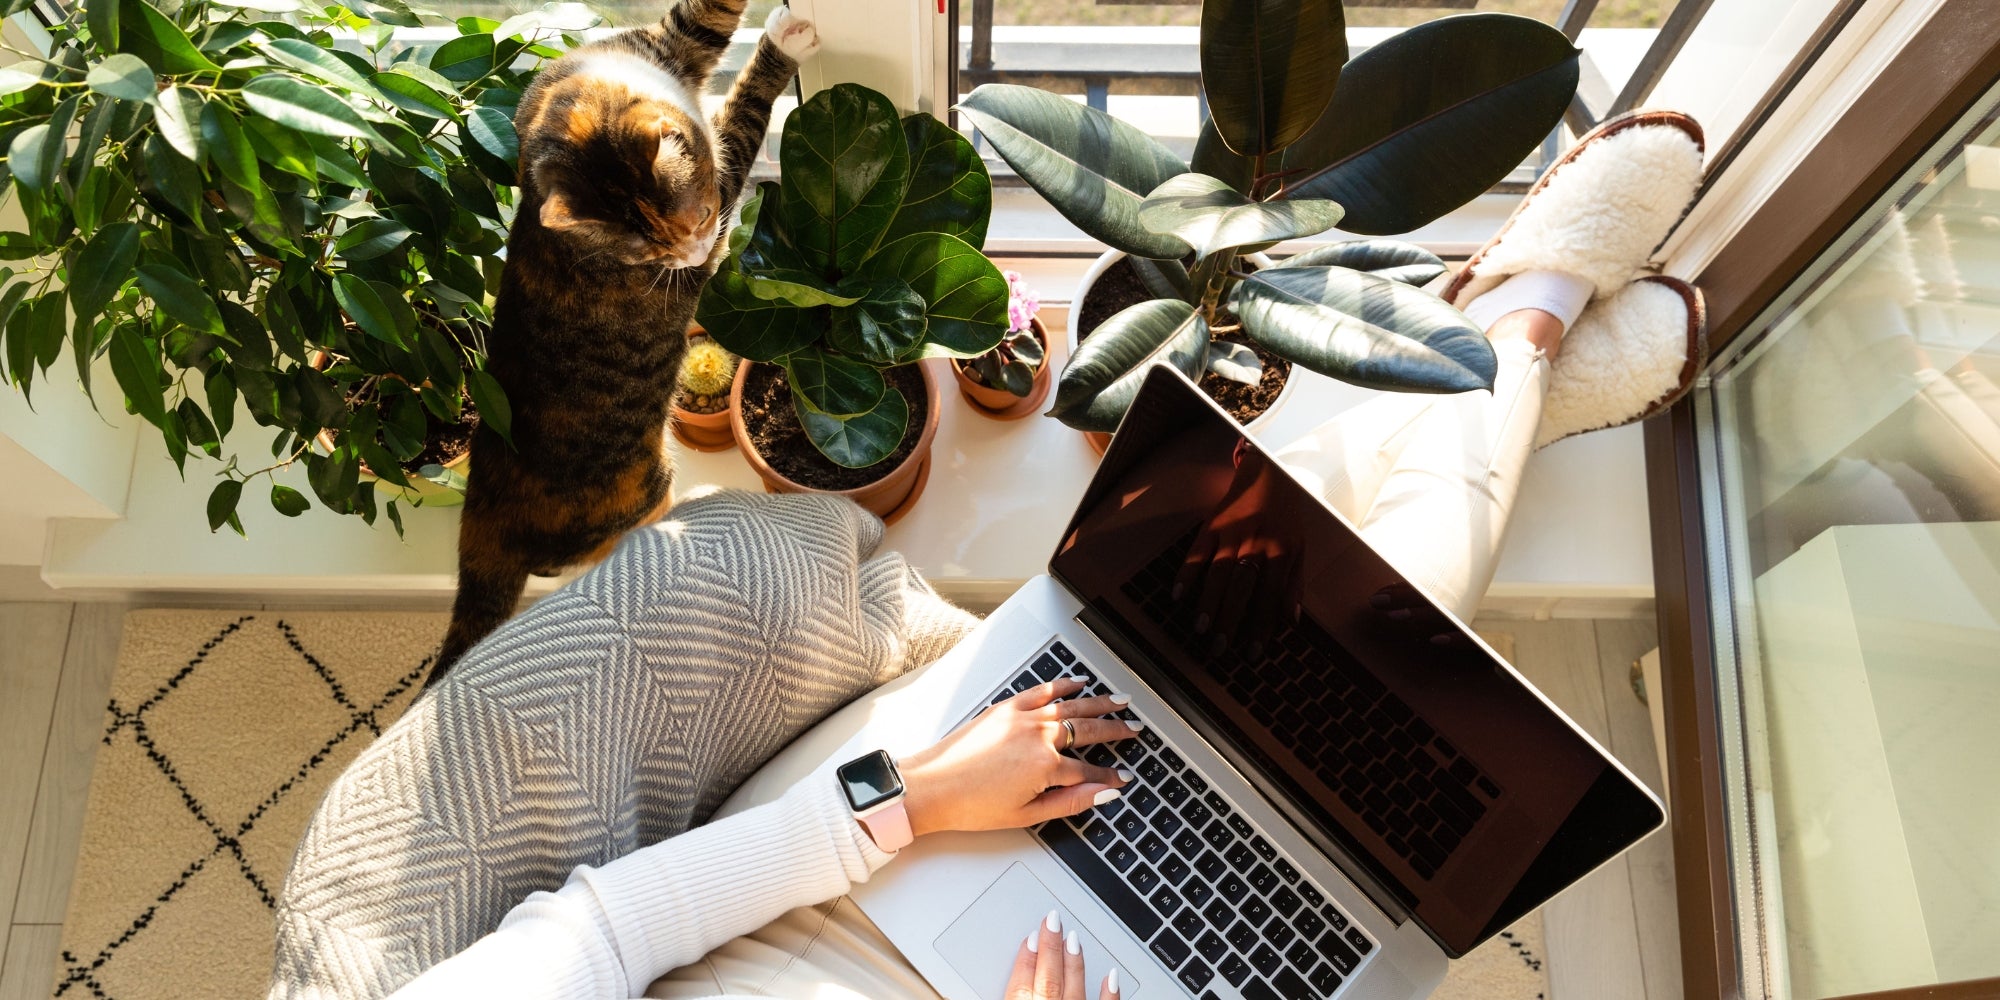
[{"xmin": 429, "ymin": 547, "xmax": 530, "ymax": 691}]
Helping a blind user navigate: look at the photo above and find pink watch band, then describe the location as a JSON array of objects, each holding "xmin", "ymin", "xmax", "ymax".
[{"xmin": 858, "ymin": 799, "xmax": 913, "ymax": 852}]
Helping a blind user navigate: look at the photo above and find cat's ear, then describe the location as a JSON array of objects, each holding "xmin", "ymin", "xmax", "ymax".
[
  {"xmin": 540, "ymin": 190, "xmax": 586, "ymax": 231},
  {"xmin": 653, "ymin": 118, "xmax": 685, "ymax": 174}
]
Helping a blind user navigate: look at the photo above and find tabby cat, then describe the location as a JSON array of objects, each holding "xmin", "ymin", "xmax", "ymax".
[{"xmin": 432, "ymin": 1, "xmax": 820, "ymax": 683}]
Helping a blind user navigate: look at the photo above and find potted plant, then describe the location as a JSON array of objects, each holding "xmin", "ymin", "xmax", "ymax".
[
  {"xmin": 672, "ymin": 330, "xmax": 738, "ymax": 452},
  {"xmin": 0, "ymin": 0, "xmax": 597, "ymax": 533},
  {"xmin": 953, "ymin": 270, "xmax": 1050, "ymax": 419},
  {"xmin": 959, "ymin": 3, "xmax": 1581, "ymax": 436},
  {"xmin": 696, "ymin": 82, "xmax": 1008, "ymax": 522}
]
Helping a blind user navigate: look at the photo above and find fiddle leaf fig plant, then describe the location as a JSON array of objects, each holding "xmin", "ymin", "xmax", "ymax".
[
  {"xmin": 958, "ymin": 6, "xmax": 1581, "ymax": 433},
  {"xmin": 0, "ymin": 0, "xmax": 598, "ymax": 532},
  {"xmin": 697, "ymin": 82, "xmax": 1008, "ymax": 468}
]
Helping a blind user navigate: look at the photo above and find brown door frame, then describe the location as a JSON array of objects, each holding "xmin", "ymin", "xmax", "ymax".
[{"xmin": 1648, "ymin": 3, "xmax": 2000, "ymax": 999}]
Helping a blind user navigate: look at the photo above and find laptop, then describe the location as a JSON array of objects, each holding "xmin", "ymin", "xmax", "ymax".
[{"xmin": 833, "ymin": 364, "xmax": 1666, "ymax": 1000}]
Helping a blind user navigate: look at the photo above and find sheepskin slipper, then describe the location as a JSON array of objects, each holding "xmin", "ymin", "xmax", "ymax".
[
  {"xmin": 1536, "ymin": 275, "xmax": 1706, "ymax": 449},
  {"xmin": 1442, "ymin": 110, "xmax": 1706, "ymax": 307}
]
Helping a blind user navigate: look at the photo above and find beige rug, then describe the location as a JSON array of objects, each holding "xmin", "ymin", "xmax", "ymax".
[
  {"xmin": 51, "ymin": 611, "xmax": 443, "ymax": 1000},
  {"xmin": 50, "ymin": 611, "xmax": 1550, "ymax": 1000}
]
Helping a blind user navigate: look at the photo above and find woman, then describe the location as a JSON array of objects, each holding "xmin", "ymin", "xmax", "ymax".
[{"xmin": 269, "ymin": 109, "xmax": 1706, "ymax": 1000}]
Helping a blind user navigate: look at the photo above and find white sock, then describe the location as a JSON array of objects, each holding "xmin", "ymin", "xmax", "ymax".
[{"xmin": 1459, "ymin": 269, "xmax": 1596, "ymax": 333}]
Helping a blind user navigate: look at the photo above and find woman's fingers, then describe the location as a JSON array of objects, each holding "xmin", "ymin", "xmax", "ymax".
[
  {"xmin": 1012, "ymin": 677, "xmax": 1087, "ymax": 711},
  {"xmin": 1034, "ymin": 912, "xmax": 1065, "ymax": 999},
  {"xmin": 1057, "ymin": 716, "xmax": 1143, "ymax": 750},
  {"xmin": 1050, "ymin": 693, "xmax": 1130, "ymax": 720},
  {"xmin": 1003, "ymin": 935, "xmax": 1037, "ymax": 1000},
  {"xmin": 1063, "ymin": 930, "xmax": 1087, "ymax": 1000},
  {"xmin": 1099, "ymin": 967, "xmax": 1121, "ymax": 1000},
  {"xmin": 1026, "ymin": 782, "xmax": 1122, "ymax": 824},
  {"xmin": 1050, "ymin": 757, "xmax": 1130, "ymax": 790}
]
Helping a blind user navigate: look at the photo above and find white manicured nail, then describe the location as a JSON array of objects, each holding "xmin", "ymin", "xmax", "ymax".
[
  {"xmin": 1109, "ymin": 693, "xmax": 1132, "ymax": 705},
  {"xmin": 1116, "ymin": 769, "xmax": 1135, "ymax": 782},
  {"xmin": 1066, "ymin": 930, "xmax": 1080, "ymax": 955},
  {"xmin": 1092, "ymin": 788, "xmax": 1122, "ymax": 805},
  {"xmin": 1026, "ymin": 933, "xmax": 1037, "ymax": 953},
  {"xmin": 1106, "ymin": 968, "xmax": 1120, "ymax": 995},
  {"xmin": 1046, "ymin": 909, "xmax": 1062, "ymax": 934},
  {"xmin": 1125, "ymin": 720, "xmax": 1145, "ymax": 731}
]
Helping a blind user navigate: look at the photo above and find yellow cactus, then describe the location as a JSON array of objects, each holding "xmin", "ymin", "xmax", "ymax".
[{"xmin": 679, "ymin": 339, "xmax": 739, "ymax": 396}]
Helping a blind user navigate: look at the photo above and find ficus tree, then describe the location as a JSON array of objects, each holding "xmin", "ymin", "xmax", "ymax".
[
  {"xmin": 0, "ymin": 0, "xmax": 597, "ymax": 532},
  {"xmin": 958, "ymin": 4, "xmax": 1581, "ymax": 432}
]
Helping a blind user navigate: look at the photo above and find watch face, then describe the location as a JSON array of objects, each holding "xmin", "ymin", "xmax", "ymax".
[{"xmin": 838, "ymin": 750, "xmax": 903, "ymax": 812}]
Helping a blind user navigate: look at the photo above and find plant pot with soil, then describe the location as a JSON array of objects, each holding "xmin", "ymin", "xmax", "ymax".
[
  {"xmin": 697, "ymin": 82, "xmax": 1008, "ymax": 521},
  {"xmin": 954, "ymin": 271, "xmax": 1051, "ymax": 419},
  {"xmin": 959, "ymin": 2, "xmax": 1586, "ymax": 437},
  {"xmin": 310, "ymin": 350, "xmax": 481, "ymax": 510},
  {"xmin": 672, "ymin": 329, "xmax": 740, "ymax": 453}
]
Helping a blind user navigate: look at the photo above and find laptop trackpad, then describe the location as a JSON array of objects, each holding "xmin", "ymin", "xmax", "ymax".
[{"xmin": 934, "ymin": 862, "xmax": 1143, "ymax": 999}]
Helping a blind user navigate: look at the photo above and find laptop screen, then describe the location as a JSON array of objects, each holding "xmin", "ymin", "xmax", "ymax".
[{"xmin": 1049, "ymin": 366, "xmax": 1663, "ymax": 957}]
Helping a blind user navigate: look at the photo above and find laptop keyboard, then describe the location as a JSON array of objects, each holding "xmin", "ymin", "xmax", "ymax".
[
  {"xmin": 980, "ymin": 640, "xmax": 1375, "ymax": 1000},
  {"xmin": 1121, "ymin": 535, "xmax": 1502, "ymax": 881}
]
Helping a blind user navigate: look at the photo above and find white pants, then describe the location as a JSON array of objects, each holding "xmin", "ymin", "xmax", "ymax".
[{"xmin": 646, "ymin": 340, "xmax": 1552, "ymax": 999}]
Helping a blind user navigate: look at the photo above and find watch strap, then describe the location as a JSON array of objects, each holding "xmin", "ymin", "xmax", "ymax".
[{"xmin": 857, "ymin": 798, "xmax": 913, "ymax": 852}]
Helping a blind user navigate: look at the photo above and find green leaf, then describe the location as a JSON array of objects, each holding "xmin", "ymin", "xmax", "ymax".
[
  {"xmin": 958, "ymin": 84, "xmax": 1190, "ymax": 260},
  {"xmin": 1232, "ymin": 265, "xmax": 1495, "ymax": 392},
  {"xmin": 0, "ymin": 282, "xmax": 31, "ymax": 384},
  {"xmin": 0, "ymin": 68, "xmax": 37, "ymax": 97},
  {"xmin": 242, "ymin": 74, "xmax": 383, "ymax": 142},
  {"xmin": 243, "ymin": 115, "xmax": 318, "ymax": 181},
  {"xmin": 466, "ymin": 368, "xmax": 511, "ymax": 445},
  {"xmin": 1269, "ymin": 239, "xmax": 1445, "ymax": 286},
  {"xmin": 794, "ymin": 376, "xmax": 908, "ymax": 469},
  {"xmin": 260, "ymin": 37, "xmax": 384, "ymax": 98},
  {"xmin": 696, "ymin": 265, "xmax": 822, "ymax": 363},
  {"xmin": 151, "ymin": 84, "xmax": 205, "ymax": 164},
  {"xmin": 2, "ymin": 292, "xmax": 36, "ymax": 394},
  {"xmin": 1200, "ymin": 0, "xmax": 1343, "ymax": 157},
  {"xmin": 1136, "ymin": 173, "xmax": 1344, "ymax": 257},
  {"xmin": 356, "ymin": 0, "xmax": 421, "ymax": 28},
  {"xmin": 85, "ymin": 53, "xmax": 153, "ymax": 102},
  {"xmin": 178, "ymin": 397, "xmax": 220, "ymax": 456},
  {"xmin": 68, "ymin": 221, "xmax": 141, "ymax": 322},
  {"xmin": 852, "ymin": 233, "xmax": 1008, "ymax": 360},
  {"xmin": 8, "ymin": 97, "xmax": 77, "ymax": 194},
  {"xmin": 1049, "ymin": 299, "xmax": 1208, "ymax": 433},
  {"xmin": 29, "ymin": 291, "xmax": 64, "ymax": 372},
  {"xmin": 85, "ymin": 0, "xmax": 118, "ymax": 50},
  {"xmin": 0, "ymin": 234, "xmax": 41, "ymax": 261},
  {"xmin": 1192, "ymin": 116, "xmax": 1255, "ymax": 196},
  {"xmin": 119, "ymin": 0, "xmax": 223, "ymax": 74},
  {"xmin": 784, "ymin": 346, "xmax": 886, "ymax": 417},
  {"xmin": 270, "ymin": 482, "xmax": 309, "ymax": 516},
  {"xmin": 373, "ymin": 69, "xmax": 461, "ymax": 121},
  {"xmin": 307, "ymin": 135, "xmax": 370, "ymax": 188},
  {"xmin": 464, "ymin": 106, "xmax": 517, "ymax": 169},
  {"xmin": 430, "ymin": 33, "xmax": 495, "ymax": 83},
  {"xmin": 206, "ymin": 478, "xmax": 244, "ymax": 533},
  {"xmin": 141, "ymin": 133, "xmax": 205, "ymax": 224},
  {"xmin": 779, "ymin": 83, "xmax": 909, "ymax": 274},
  {"xmin": 136, "ymin": 262, "xmax": 226, "ymax": 337},
  {"xmin": 307, "ymin": 448, "xmax": 360, "ymax": 508},
  {"xmin": 1128, "ymin": 255, "xmax": 1192, "ymax": 301},
  {"xmin": 331, "ymin": 273, "xmax": 407, "ymax": 346},
  {"xmin": 334, "ymin": 218, "xmax": 413, "ymax": 260},
  {"xmin": 386, "ymin": 498, "xmax": 404, "ymax": 537},
  {"xmin": 1281, "ymin": 13, "xmax": 1580, "ymax": 235},
  {"xmin": 205, "ymin": 365, "xmax": 235, "ymax": 440},
  {"xmin": 348, "ymin": 405, "xmax": 412, "ymax": 488},
  {"xmin": 878, "ymin": 113, "xmax": 991, "ymax": 250},
  {"xmin": 827, "ymin": 281, "xmax": 927, "ymax": 365},
  {"xmin": 213, "ymin": 0, "xmax": 300, "ymax": 11},
  {"xmin": 199, "ymin": 103, "xmax": 259, "ymax": 190},
  {"xmin": 744, "ymin": 269, "xmax": 861, "ymax": 309},
  {"xmin": 107, "ymin": 323, "xmax": 166, "ymax": 427}
]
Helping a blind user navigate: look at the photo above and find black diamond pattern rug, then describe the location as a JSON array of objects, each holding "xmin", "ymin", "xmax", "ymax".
[{"xmin": 48, "ymin": 610, "xmax": 442, "ymax": 1000}]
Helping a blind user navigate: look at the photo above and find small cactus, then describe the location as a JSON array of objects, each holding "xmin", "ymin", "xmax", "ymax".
[{"xmin": 679, "ymin": 338, "xmax": 739, "ymax": 397}]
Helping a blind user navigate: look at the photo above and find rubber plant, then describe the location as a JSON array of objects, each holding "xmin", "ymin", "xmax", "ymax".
[
  {"xmin": 958, "ymin": 3, "xmax": 1581, "ymax": 432},
  {"xmin": 695, "ymin": 82, "xmax": 1008, "ymax": 468},
  {"xmin": 0, "ymin": 0, "xmax": 602, "ymax": 533}
]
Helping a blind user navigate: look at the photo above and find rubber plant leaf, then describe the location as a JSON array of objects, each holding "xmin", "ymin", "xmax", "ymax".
[
  {"xmin": 783, "ymin": 344, "xmax": 888, "ymax": 417},
  {"xmin": 1232, "ymin": 265, "xmax": 1495, "ymax": 393},
  {"xmin": 1281, "ymin": 13, "xmax": 1579, "ymax": 235},
  {"xmin": 1268, "ymin": 238, "xmax": 1446, "ymax": 286},
  {"xmin": 854, "ymin": 233, "xmax": 1008, "ymax": 361},
  {"xmin": 1137, "ymin": 173, "xmax": 1344, "ymax": 258},
  {"xmin": 1199, "ymin": 0, "xmax": 1344, "ymax": 157},
  {"xmin": 1049, "ymin": 299, "xmax": 1209, "ymax": 433},
  {"xmin": 795, "ymin": 376, "xmax": 909, "ymax": 469},
  {"xmin": 778, "ymin": 82, "xmax": 909, "ymax": 274},
  {"xmin": 959, "ymin": 84, "xmax": 1191, "ymax": 260},
  {"xmin": 1192, "ymin": 116, "xmax": 1256, "ymax": 196}
]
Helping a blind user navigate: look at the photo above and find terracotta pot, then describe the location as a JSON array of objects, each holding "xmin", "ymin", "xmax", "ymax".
[
  {"xmin": 729, "ymin": 358, "xmax": 941, "ymax": 525},
  {"xmin": 1067, "ymin": 249, "xmax": 1298, "ymax": 452},
  {"xmin": 952, "ymin": 317, "xmax": 1052, "ymax": 420},
  {"xmin": 671, "ymin": 328, "xmax": 740, "ymax": 453}
]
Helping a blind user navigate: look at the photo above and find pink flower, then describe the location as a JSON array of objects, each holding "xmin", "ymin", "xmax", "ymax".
[{"xmin": 1004, "ymin": 270, "xmax": 1039, "ymax": 334}]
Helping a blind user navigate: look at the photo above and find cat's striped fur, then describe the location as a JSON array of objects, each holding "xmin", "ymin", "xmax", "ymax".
[{"xmin": 433, "ymin": 3, "xmax": 819, "ymax": 684}]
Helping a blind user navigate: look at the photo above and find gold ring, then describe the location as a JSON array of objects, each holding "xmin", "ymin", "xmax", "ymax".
[{"xmin": 1060, "ymin": 719, "xmax": 1077, "ymax": 751}]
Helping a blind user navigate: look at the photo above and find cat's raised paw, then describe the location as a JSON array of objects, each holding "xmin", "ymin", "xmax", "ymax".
[{"xmin": 766, "ymin": 6, "xmax": 820, "ymax": 60}]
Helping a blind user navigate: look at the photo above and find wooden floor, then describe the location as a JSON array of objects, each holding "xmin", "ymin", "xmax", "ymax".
[{"xmin": 0, "ymin": 602, "xmax": 1680, "ymax": 1000}]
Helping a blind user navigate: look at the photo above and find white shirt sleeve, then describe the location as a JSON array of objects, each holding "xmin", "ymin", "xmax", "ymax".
[{"xmin": 386, "ymin": 769, "xmax": 898, "ymax": 1000}]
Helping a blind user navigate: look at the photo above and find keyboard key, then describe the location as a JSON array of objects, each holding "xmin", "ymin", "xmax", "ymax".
[
  {"xmin": 1203, "ymin": 791, "xmax": 1232, "ymax": 817},
  {"xmin": 1270, "ymin": 886, "xmax": 1302, "ymax": 918},
  {"xmin": 1107, "ymin": 841, "xmax": 1139, "ymax": 871},
  {"xmin": 1050, "ymin": 642, "xmax": 1075, "ymax": 664},
  {"xmin": 1241, "ymin": 895, "xmax": 1272, "ymax": 928},
  {"xmin": 1242, "ymin": 978, "xmax": 1280, "ymax": 1000},
  {"xmin": 1203, "ymin": 898, "xmax": 1234, "ymax": 928},
  {"xmin": 1161, "ymin": 855, "xmax": 1192, "ymax": 886},
  {"xmin": 1137, "ymin": 833, "xmax": 1169, "ymax": 863},
  {"xmin": 1249, "ymin": 943, "xmax": 1284, "ymax": 976},
  {"xmin": 1138, "ymin": 757, "xmax": 1171, "ymax": 783},
  {"xmin": 1219, "ymin": 955, "xmax": 1251, "ymax": 987},
  {"xmin": 1149, "ymin": 929, "xmax": 1192, "ymax": 971},
  {"xmin": 1010, "ymin": 671, "xmax": 1039, "ymax": 693},
  {"xmin": 1226, "ymin": 919, "xmax": 1260, "ymax": 952},
  {"xmin": 1226, "ymin": 842, "xmax": 1258, "ymax": 872},
  {"xmin": 1274, "ymin": 859, "xmax": 1300, "ymax": 885},
  {"xmin": 1345, "ymin": 927, "xmax": 1372, "ymax": 954},
  {"xmin": 1097, "ymin": 796, "xmax": 1125, "ymax": 821},
  {"xmin": 1299, "ymin": 884, "xmax": 1326, "ymax": 909},
  {"xmin": 1194, "ymin": 929, "xmax": 1229, "ymax": 962},
  {"xmin": 989, "ymin": 691, "xmax": 1011, "ymax": 705},
  {"xmin": 1150, "ymin": 884, "xmax": 1183, "ymax": 919},
  {"xmin": 1114, "ymin": 812, "xmax": 1146, "ymax": 841},
  {"xmin": 1185, "ymin": 772, "xmax": 1210, "ymax": 795},
  {"xmin": 1273, "ymin": 966, "xmax": 1315, "ymax": 1000},
  {"xmin": 1030, "ymin": 654, "xmax": 1062, "ymax": 682},
  {"xmin": 1178, "ymin": 959, "xmax": 1216, "ymax": 994},
  {"xmin": 1182, "ymin": 799, "xmax": 1215, "ymax": 830},
  {"xmin": 1036, "ymin": 822, "xmax": 1162, "ymax": 939},
  {"xmin": 1309, "ymin": 961, "xmax": 1343, "ymax": 994},
  {"xmin": 1173, "ymin": 909, "xmax": 1205, "ymax": 940},
  {"xmin": 1150, "ymin": 810, "xmax": 1184, "ymax": 839},
  {"xmin": 1159, "ymin": 777, "xmax": 1191, "ymax": 807},
  {"xmin": 1218, "ymin": 873, "xmax": 1250, "ymax": 904},
  {"xmin": 1321, "ymin": 904, "xmax": 1348, "ymax": 932},
  {"xmin": 1084, "ymin": 744, "xmax": 1119, "ymax": 768},
  {"xmin": 1116, "ymin": 740, "xmax": 1148, "ymax": 765},
  {"xmin": 1183, "ymin": 879, "xmax": 1214, "ymax": 908},
  {"xmin": 1294, "ymin": 908, "xmax": 1325, "ymax": 940},
  {"xmin": 1285, "ymin": 938, "xmax": 1317, "ymax": 972},
  {"xmin": 1160, "ymin": 748, "xmax": 1186, "ymax": 771},
  {"xmin": 1139, "ymin": 727, "xmax": 1165, "ymax": 750},
  {"xmin": 1131, "ymin": 864, "xmax": 1160, "ymax": 895},
  {"xmin": 1449, "ymin": 758, "xmax": 1477, "ymax": 785},
  {"xmin": 1317, "ymin": 930, "xmax": 1360, "ymax": 974},
  {"xmin": 1128, "ymin": 787, "xmax": 1161, "ymax": 816},
  {"xmin": 1228, "ymin": 815, "xmax": 1255, "ymax": 839},
  {"xmin": 1477, "ymin": 775, "xmax": 1502, "ymax": 798},
  {"xmin": 1203, "ymin": 819, "xmax": 1236, "ymax": 851},
  {"xmin": 1250, "ymin": 835, "xmax": 1277, "ymax": 862},
  {"xmin": 1173, "ymin": 829, "xmax": 1205, "ymax": 859},
  {"xmin": 1248, "ymin": 863, "xmax": 1280, "ymax": 895},
  {"xmin": 1194, "ymin": 851, "xmax": 1228, "ymax": 880},
  {"xmin": 1264, "ymin": 919, "xmax": 1295, "ymax": 951}
]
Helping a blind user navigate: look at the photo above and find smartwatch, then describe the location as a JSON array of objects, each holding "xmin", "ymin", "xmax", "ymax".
[{"xmin": 837, "ymin": 749, "xmax": 913, "ymax": 852}]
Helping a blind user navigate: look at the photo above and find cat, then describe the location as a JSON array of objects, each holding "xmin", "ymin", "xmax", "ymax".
[{"xmin": 432, "ymin": 1, "xmax": 821, "ymax": 685}]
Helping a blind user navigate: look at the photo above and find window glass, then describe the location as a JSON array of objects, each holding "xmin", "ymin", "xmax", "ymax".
[{"xmin": 1697, "ymin": 84, "xmax": 2000, "ymax": 1000}]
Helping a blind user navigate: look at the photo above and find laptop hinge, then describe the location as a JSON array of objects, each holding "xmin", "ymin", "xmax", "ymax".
[{"xmin": 1072, "ymin": 605, "xmax": 1415, "ymax": 928}]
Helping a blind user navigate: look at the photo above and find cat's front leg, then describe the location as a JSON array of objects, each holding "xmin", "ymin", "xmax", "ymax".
[
  {"xmin": 712, "ymin": 7, "xmax": 819, "ymax": 207},
  {"xmin": 766, "ymin": 4, "xmax": 821, "ymax": 61}
]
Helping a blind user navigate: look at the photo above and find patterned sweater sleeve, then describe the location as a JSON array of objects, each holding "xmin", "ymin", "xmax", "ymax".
[{"xmin": 386, "ymin": 773, "xmax": 896, "ymax": 1000}]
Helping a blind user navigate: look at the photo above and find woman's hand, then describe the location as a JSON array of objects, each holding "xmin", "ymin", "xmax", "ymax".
[
  {"xmin": 898, "ymin": 678, "xmax": 1139, "ymax": 837},
  {"xmin": 1004, "ymin": 911, "xmax": 1120, "ymax": 1000}
]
